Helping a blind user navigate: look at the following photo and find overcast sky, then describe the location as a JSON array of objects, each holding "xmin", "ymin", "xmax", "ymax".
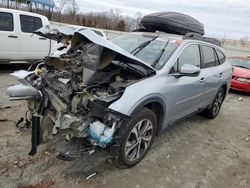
[{"xmin": 73, "ymin": 0, "xmax": 250, "ymax": 39}]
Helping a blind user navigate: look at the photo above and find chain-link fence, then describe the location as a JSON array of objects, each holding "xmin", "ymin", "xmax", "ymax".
[{"xmin": 221, "ymin": 39, "xmax": 250, "ymax": 58}]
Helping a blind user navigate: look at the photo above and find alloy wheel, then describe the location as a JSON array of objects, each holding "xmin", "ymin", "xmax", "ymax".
[
  {"xmin": 212, "ymin": 91, "xmax": 223, "ymax": 116},
  {"xmin": 125, "ymin": 119, "xmax": 153, "ymax": 161}
]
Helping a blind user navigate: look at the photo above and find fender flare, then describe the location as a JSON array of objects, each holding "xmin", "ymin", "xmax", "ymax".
[{"xmin": 129, "ymin": 95, "xmax": 167, "ymax": 134}]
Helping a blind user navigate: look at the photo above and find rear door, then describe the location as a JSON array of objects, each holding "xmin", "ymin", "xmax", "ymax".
[
  {"xmin": 0, "ymin": 11, "xmax": 20, "ymax": 60},
  {"xmin": 166, "ymin": 44, "xmax": 204, "ymax": 122},
  {"xmin": 199, "ymin": 45, "xmax": 222, "ymax": 108},
  {"xmin": 18, "ymin": 14, "xmax": 50, "ymax": 60}
]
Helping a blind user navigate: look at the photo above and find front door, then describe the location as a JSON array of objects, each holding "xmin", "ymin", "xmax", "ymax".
[
  {"xmin": 0, "ymin": 11, "xmax": 20, "ymax": 60},
  {"xmin": 18, "ymin": 14, "xmax": 50, "ymax": 60},
  {"xmin": 166, "ymin": 44, "xmax": 204, "ymax": 123}
]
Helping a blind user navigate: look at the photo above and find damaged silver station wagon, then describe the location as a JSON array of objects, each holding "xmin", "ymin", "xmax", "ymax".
[{"xmin": 7, "ymin": 12, "xmax": 232, "ymax": 173}]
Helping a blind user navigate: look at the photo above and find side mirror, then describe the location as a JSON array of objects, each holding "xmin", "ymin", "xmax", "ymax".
[
  {"xmin": 180, "ymin": 64, "xmax": 200, "ymax": 75},
  {"xmin": 172, "ymin": 64, "xmax": 200, "ymax": 78}
]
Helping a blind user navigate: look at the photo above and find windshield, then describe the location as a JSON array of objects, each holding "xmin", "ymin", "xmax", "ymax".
[
  {"xmin": 228, "ymin": 58, "xmax": 250, "ymax": 69},
  {"xmin": 112, "ymin": 33, "xmax": 179, "ymax": 70}
]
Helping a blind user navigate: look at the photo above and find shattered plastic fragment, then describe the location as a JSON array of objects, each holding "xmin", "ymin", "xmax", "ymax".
[
  {"xmin": 238, "ymin": 97, "xmax": 243, "ymax": 102},
  {"xmin": 86, "ymin": 172, "xmax": 97, "ymax": 180}
]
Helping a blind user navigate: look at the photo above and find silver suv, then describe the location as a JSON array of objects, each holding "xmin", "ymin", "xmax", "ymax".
[{"xmin": 7, "ymin": 28, "xmax": 232, "ymax": 170}]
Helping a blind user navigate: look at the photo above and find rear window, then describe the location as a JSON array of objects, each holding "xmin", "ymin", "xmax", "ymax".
[
  {"xmin": 216, "ymin": 49, "xmax": 226, "ymax": 65},
  {"xmin": 0, "ymin": 12, "xmax": 13, "ymax": 31},
  {"xmin": 201, "ymin": 45, "xmax": 218, "ymax": 68},
  {"xmin": 20, "ymin": 15, "xmax": 42, "ymax": 33}
]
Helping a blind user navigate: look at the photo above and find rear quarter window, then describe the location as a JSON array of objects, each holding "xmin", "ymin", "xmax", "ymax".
[
  {"xmin": 0, "ymin": 12, "xmax": 13, "ymax": 31},
  {"xmin": 216, "ymin": 49, "xmax": 226, "ymax": 65},
  {"xmin": 20, "ymin": 15, "xmax": 42, "ymax": 33}
]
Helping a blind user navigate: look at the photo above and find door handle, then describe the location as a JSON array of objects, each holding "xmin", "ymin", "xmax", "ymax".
[
  {"xmin": 219, "ymin": 72, "xmax": 223, "ymax": 77},
  {"xmin": 200, "ymin": 77, "xmax": 205, "ymax": 83},
  {"xmin": 8, "ymin": 35, "xmax": 18, "ymax": 38},
  {"xmin": 39, "ymin": 37, "xmax": 47, "ymax": 40}
]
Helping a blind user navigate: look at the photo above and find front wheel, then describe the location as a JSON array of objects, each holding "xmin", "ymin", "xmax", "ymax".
[
  {"xmin": 201, "ymin": 87, "xmax": 225, "ymax": 119},
  {"xmin": 115, "ymin": 108, "xmax": 157, "ymax": 168}
]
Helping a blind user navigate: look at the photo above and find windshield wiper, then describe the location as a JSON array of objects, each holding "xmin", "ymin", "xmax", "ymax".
[
  {"xmin": 130, "ymin": 36, "xmax": 159, "ymax": 55},
  {"xmin": 151, "ymin": 40, "xmax": 169, "ymax": 68}
]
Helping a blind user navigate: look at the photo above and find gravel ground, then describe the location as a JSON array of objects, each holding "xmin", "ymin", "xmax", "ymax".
[{"xmin": 0, "ymin": 65, "xmax": 250, "ymax": 188}]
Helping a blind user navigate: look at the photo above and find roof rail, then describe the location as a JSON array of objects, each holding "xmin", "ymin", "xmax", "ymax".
[
  {"xmin": 132, "ymin": 29, "xmax": 222, "ymax": 47},
  {"xmin": 184, "ymin": 32, "xmax": 221, "ymax": 46}
]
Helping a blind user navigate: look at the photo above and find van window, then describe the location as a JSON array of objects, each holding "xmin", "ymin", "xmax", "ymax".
[
  {"xmin": 170, "ymin": 44, "xmax": 200, "ymax": 73},
  {"xmin": 216, "ymin": 49, "xmax": 226, "ymax": 65},
  {"xmin": 20, "ymin": 15, "xmax": 42, "ymax": 33},
  {"xmin": 201, "ymin": 46, "xmax": 217, "ymax": 68},
  {"xmin": 0, "ymin": 12, "xmax": 13, "ymax": 31}
]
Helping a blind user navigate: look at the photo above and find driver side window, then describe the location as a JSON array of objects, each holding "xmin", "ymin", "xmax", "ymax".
[{"xmin": 170, "ymin": 44, "xmax": 201, "ymax": 73}]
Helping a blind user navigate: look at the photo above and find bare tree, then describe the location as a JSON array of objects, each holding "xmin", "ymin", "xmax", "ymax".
[
  {"xmin": 220, "ymin": 33, "xmax": 227, "ymax": 47},
  {"xmin": 87, "ymin": 19, "xmax": 93, "ymax": 27},
  {"xmin": 117, "ymin": 19, "xmax": 126, "ymax": 31},
  {"xmin": 75, "ymin": 15, "xmax": 81, "ymax": 25},
  {"xmin": 55, "ymin": 0, "xmax": 71, "ymax": 22},
  {"xmin": 135, "ymin": 12, "xmax": 142, "ymax": 28},
  {"xmin": 240, "ymin": 37, "xmax": 248, "ymax": 47},
  {"xmin": 65, "ymin": 0, "xmax": 78, "ymax": 16},
  {"xmin": 15, "ymin": 0, "xmax": 26, "ymax": 9},
  {"xmin": 106, "ymin": 8, "xmax": 122, "ymax": 30},
  {"xmin": 81, "ymin": 17, "xmax": 86, "ymax": 26}
]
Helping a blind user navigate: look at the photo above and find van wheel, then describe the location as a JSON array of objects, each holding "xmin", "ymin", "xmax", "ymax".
[
  {"xmin": 115, "ymin": 108, "xmax": 157, "ymax": 168},
  {"xmin": 201, "ymin": 88, "xmax": 225, "ymax": 119}
]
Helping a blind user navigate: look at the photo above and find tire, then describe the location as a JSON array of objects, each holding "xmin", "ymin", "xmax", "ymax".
[
  {"xmin": 201, "ymin": 87, "xmax": 225, "ymax": 119},
  {"xmin": 115, "ymin": 108, "xmax": 157, "ymax": 168}
]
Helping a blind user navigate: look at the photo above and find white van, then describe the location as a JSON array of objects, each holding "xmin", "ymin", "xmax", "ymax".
[
  {"xmin": 0, "ymin": 8, "xmax": 51, "ymax": 64},
  {"xmin": 0, "ymin": 8, "xmax": 109, "ymax": 64}
]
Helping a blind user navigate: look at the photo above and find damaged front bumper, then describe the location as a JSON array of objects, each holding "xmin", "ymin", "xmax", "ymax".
[{"xmin": 6, "ymin": 72, "xmax": 126, "ymax": 157}]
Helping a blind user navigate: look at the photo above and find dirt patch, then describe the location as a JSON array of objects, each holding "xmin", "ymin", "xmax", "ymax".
[{"xmin": 19, "ymin": 178, "xmax": 55, "ymax": 188}]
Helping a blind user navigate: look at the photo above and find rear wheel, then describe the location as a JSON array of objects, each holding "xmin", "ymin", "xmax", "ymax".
[
  {"xmin": 115, "ymin": 108, "xmax": 157, "ymax": 168},
  {"xmin": 201, "ymin": 87, "xmax": 225, "ymax": 119}
]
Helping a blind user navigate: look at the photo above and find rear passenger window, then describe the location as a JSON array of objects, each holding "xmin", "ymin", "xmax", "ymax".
[
  {"xmin": 216, "ymin": 50, "xmax": 226, "ymax": 65},
  {"xmin": 0, "ymin": 12, "xmax": 13, "ymax": 31},
  {"xmin": 20, "ymin": 15, "xmax": 42, "ymax": 33},
  {"xmin": 201, "ymin": 46, "xmax": 217, "ymax": 68}
]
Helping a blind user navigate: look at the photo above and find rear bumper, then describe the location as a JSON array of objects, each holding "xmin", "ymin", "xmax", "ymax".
[{"xmin": 230, "ymin": 80, "xmax": 250, "ymax": 93}]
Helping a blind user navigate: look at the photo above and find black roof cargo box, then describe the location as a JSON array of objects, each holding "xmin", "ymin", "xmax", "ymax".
[{"xmin": 141, "ymin": 12, "xmax": 205, "ymax": 36}]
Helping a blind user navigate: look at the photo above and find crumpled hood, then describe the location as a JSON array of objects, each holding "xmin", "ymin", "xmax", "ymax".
[
  {"xmin": 34, "ymin": 25, "xmax": 76, "ymax": 41},
  {"xmin": 34, "ymin": 26, "xmax": 156, "ymax": 75},
  {"xmin": 233, "ymin": 67, "xmax": 250, "ymax": 78}
]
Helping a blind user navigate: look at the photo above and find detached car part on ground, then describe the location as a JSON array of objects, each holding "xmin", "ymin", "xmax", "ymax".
[{"xmin": 7, "ymin": 12, "xmax": 232, "ymax": 173}]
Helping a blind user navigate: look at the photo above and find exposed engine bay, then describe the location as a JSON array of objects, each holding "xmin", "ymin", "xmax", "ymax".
[{"xmin": 7, "ymin": 27, "xmax": 155, "ymax": 163}]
